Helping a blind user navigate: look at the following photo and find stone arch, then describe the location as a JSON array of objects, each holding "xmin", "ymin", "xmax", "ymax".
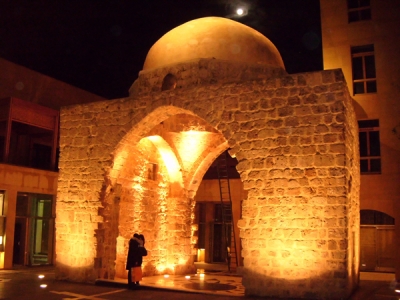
[
  {"xmin": 146, "ymin": 135, "xmax": 183, "ymax": 197},
  {"xmin": 187, "ymin": 141, "xmax": 229, "ymax": 198},
  {"xmin": 100, "ymin": 104, "xmax": 232, "ymax": 280}
]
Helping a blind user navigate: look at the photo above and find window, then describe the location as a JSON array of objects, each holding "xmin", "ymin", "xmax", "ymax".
[
  {"xmin": 358, "ymin": 119, "xmax": 381, "ymax": 173},
  {"xmin": 196, "ymin": 203, "xmax": 206, "ymax": 249},
  {"xmin": 361, "ymin": 210, "xmax": 394, "ymax": 225},
  {"xmin": 146, "ymin": 163, "xmax": 157, "ymax": 180},
  {"xmin": 351, "ymin": 44, "xmax": 376, "ymax": 94},
  {"xmin": 348, "ymin": 0, "xmax": 371, "ymax": 22},
  {"xmin": 161, "ymin": 74, "xmax": 177, "ymax": 91},
  {"xmin": 14, "ymin": 193, "xmax": 54, "ymax": 265}
]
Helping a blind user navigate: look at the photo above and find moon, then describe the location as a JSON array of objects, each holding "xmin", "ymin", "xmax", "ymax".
[{"xmin": 236, "ymin": 8, "xmax": 244, "ymax": 16}]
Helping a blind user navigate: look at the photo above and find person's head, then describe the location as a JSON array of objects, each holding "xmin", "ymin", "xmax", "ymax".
[
  {"xmin": 133, "ymin": 233, "xmax": 140, "ymax": 239},
  {"xmin": 138, "ymin": 234, "xmax": 145, "ymax": 245}
]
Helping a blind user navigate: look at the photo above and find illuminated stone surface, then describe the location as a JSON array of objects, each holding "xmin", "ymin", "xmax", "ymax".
[
  {"xmin": 143, "ymin": 17, "xmax": 285, "ymax": 71},
  {"xmin": 56, "ymin": 17, "xmax": 360, "ymax": 300}
]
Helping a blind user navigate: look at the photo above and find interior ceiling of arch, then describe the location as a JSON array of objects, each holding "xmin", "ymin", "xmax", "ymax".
[{"xmin": 146, "ymin": 114, "xmax": 221, "ymax": 135}]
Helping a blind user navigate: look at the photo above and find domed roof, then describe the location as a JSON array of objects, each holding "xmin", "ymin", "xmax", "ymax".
[{"xmin": 143, "ymin": 17, "xmax": 285, "ymax": 71}]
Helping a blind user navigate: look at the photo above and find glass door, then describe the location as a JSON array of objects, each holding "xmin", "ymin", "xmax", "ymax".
[
  {"xmin": 13, "ymin": 193, "xmax": 54, "ymax": 266},
  {"xmin": 29, "ymin": 195, "xmax": 54, "ymax": 265},
  {"xmin": 13, "ymin": 194, "xmax": 29, "ymax": 265}
]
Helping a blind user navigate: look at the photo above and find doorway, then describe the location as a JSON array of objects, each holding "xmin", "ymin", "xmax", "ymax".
[
  {"xmin": 196, "ymin": 202, "xmax": 230, "ymax": 263},
  {"xmin": 13, "ymin": 193, "xmax": 54, "ymax": 266},
  {"xmin": 360, "ymin": 226, "xmax": 395, "ymax": 272},
  {"xmin": 211, "ymin": 223, "xmax": 230, "ymax": 263},
  {"xmin": 12, "ymin": 219, "xmax": 26, "ymax": 265},
  {"xmin": 360, "ymin": 210, "xmax": 395, "ymax": 272}
]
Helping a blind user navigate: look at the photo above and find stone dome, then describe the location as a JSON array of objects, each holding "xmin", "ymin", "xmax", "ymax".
[{"xmin": 143, "ymin": 17, "xmax": 285, "ymax": 71}]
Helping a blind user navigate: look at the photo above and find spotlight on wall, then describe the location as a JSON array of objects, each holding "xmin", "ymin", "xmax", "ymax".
[{"xmin": 0, "ymin": 235, "xmax": 4, "ymax": 252}]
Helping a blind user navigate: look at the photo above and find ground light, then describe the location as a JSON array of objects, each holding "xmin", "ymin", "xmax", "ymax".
[{"xmin": 38, "ymin": 274, "xmax": 47, "ymax": 288}]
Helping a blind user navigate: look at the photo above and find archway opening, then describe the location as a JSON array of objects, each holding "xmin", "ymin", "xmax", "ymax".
[
  {"xmin": 360, "ymin": 210, "xmax": 395, "ymax": 272},
  {"xmin": 100, "ymin": 109, "xmax": 236, "ymax": 280}
]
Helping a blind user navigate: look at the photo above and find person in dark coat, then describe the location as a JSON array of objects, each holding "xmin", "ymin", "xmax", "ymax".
[
  {"xmin": 136, "ymin": 234, "xmax": 146, "ymax": 285},
  {"xmin": 126, "ymin": 233, "xmax": 147, "ymax": 289}
]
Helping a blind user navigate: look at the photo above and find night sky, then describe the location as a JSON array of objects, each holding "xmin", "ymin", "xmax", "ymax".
[{"xmin": 0, "ymin": 0, "xmax": 322, "ymax": 99}]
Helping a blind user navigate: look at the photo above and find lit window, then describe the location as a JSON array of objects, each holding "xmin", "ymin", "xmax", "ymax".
[
  {"xmin": 147, "ymin": 163, "xmax": 158, "ymax": 180},
  {"xmin": 348, "ymin": 0, "xmax": 371, "ymax": 22},
  {"xmin": 351, "ymin": 44, "xmax": 376, "ymax": 95},
  {"xmin": 358, "ymin": 119, "xmax": 381, "ymax": 174}
]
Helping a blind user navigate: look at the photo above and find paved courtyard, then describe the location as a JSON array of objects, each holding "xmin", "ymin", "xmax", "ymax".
[{"xmin": 0, "ymin": 266, "xmax": 398, "ymax": 299}]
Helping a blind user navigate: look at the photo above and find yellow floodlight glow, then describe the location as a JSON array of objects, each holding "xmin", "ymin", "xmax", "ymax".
[
  {"xmin": 237, "ymin": 8, "xmax": 244, "ymax": 15},
  {"xmin": 147, "ymin": 135, "xmax": 183, "ymax": 184},
  {"xmin": 197, "ymin": 249, "xmax": 205, "ymax": 262},
  {"xmin": 171, "ymin": 131, "xmax": 213, "ymax": 171},
  {"xmin": 109, "ymin": 149, "xmax": 128, "ymax": 179}
]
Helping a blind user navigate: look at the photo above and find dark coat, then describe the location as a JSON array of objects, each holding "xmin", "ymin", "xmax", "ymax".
[{"xmin": 126, "ymin": 237, "xmax": 147, "ymax": 270}]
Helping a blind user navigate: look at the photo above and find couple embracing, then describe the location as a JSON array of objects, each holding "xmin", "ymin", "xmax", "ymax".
[{"xmin": 126, "ymin": 233, "xmax": 147, "ymax": 289}]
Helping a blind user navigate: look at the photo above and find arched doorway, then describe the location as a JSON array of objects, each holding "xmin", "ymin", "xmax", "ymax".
[
  {"xmin": 360, "ymin": 210, "xmax": 395, "ymax": 272},
  {"xmin": 101, "ymin": 109, "xmax": 232, "ymax": 280}
]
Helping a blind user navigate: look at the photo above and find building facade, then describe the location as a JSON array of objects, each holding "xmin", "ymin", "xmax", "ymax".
[
  {"xmin": 320, "ymin": 0, "xmax": 400, "ymax": 276},
  {"xmin": 0, "ymin": 58, "xmax": 105, "ymax": 269}
]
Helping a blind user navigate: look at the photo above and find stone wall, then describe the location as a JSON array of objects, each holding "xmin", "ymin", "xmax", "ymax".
[
  {"xmin": 130, "ymin": 58, "xmax": 286, "ymax": 96},
  {"xmin": 235, "ymin": 72, "xmax": 360, "ymax": 299},
  {"xmin": 57, "ymin": 67, "xmax": 359, "ymax": 299}
]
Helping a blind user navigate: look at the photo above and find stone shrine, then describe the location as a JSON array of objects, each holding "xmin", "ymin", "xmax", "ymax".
[{"xmin": 56, "ymin": 17, "xmax": 360, "ymax": 299}]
